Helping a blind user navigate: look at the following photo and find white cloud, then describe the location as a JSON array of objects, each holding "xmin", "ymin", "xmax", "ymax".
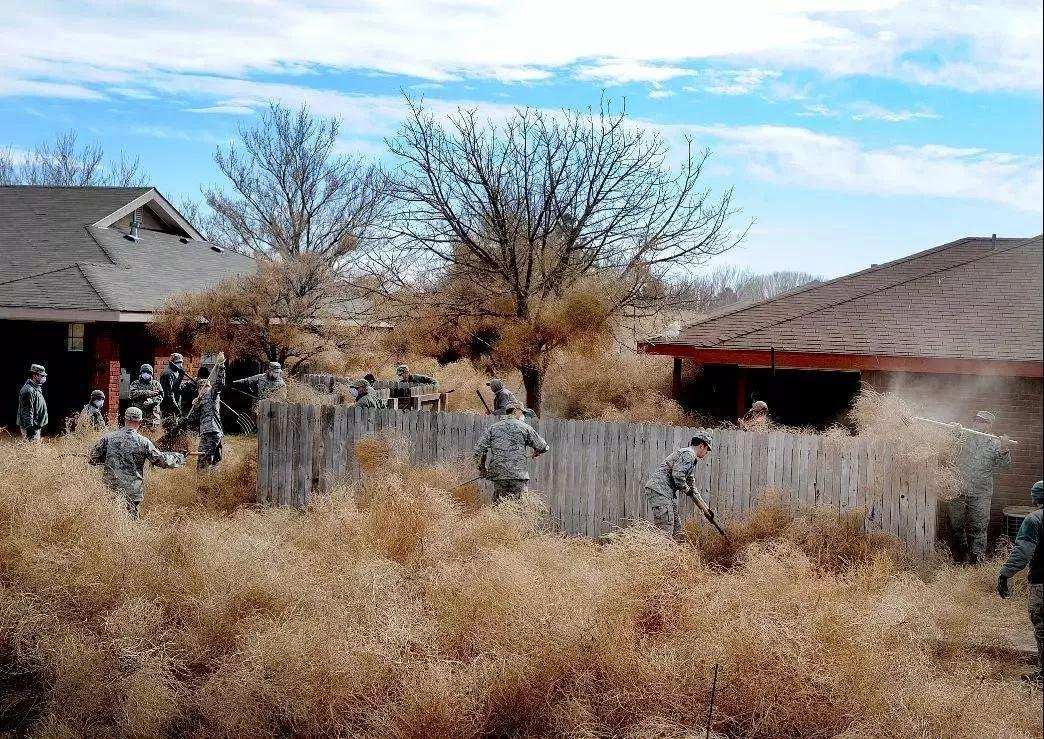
[
  {"xmin": 682, "ymin": 123, "xmax": 1042, "ymax": 212},
  {"xmin": 798, "ymin": 103, "xmax": 839, "ymax": 117},
  {"xmin": 849, "ymin": 101, "xmax": 938, "ymax": 122},
  {"xmin": 648, "ymin": 88, "xmax": 676, "ymax": 100},
  {"xmin": 574, "ymin": 59, "xmax": 696, "ymax": 85},
  {"xmin": 687, "ymin": 68, "xmax": 782, "ymax": 96},
  {"xmin": 0, "ymin": 1, "xmax": 1038, "ymax": 97},
  {"xmin": 185, "ymin": 105, "xmax": 257, "ymax": 115},
  {"xmin": 0, "ymin": 78, "xmax": 105, "ymax": 100}
]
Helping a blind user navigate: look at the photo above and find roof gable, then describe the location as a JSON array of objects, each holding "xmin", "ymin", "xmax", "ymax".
[{"xmin": 647, "ymin": 235, "xmax": 1043, "ymax": 364}]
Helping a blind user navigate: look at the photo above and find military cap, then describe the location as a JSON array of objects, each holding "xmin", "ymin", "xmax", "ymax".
[
  {"xmin": 124, "ymin": 406, "xmax": 144, "ymax": 421},
  {"xmin": 487, "ymin": 378, "xmax": 504, "ymax": 392},
  {"xmin": 90, "ymin": 389, "xmax": 105, "ymax": 401},
  {"xmin": 170, "ymin": 353, "xmax": 184, "ymax": 364},
  {"xmin": 751, "ymin": 400, "xmax": 768, "ymax": 412},
  {"xmin": 139, "ymin": 363, "xmax": 154, "ymax": 374},
  {"xmin": 975, "ymin": 410, "xmax": 997, "ymax": 424},
  {"xmin": 690, "ymin": 434, "xmax": 713, "ymax": 449},
  {"xmin": 29, "ymin": 363, "xmax": 47, "ymax": 376},
  {"xmin": 268, "ymin": 361, "xmax": 282, "ymax": 371},
  {"xmin": 1031, "ymin": 480, "xmax": 1044, "ymax": 504},
  {"xmin": 396, "ymin": 364, "xmax": 409, "ymax": 374},
  {"xmin": 351, "ymin": 378, "xmax": 372, "ymax": 389}
]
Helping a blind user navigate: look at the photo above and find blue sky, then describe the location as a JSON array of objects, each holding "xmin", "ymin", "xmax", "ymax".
[{"xmin": 1, "ymin": 0, "xmax": 1041, "ymax": 278}]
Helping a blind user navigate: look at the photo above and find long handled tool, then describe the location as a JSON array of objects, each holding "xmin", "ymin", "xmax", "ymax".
[
  {"xmin": 476, "ymin": 389, "xmax": 492, "ymax": 414},
  {"xmin": 912, "ymin": 416, "xmax": 1018, "ymax": 445},
  {"xmin": 702, "ymin": 508, "xmax": 728, "ymax": 538},
  {"xmin": 454, "ymin": 475, "xmax": 484, "ymax": 489}
]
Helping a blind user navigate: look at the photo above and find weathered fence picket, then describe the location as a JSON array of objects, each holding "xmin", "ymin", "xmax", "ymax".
[{"xmin": 255, "ymin": 401, "xmax": 940, "ymax": 558}]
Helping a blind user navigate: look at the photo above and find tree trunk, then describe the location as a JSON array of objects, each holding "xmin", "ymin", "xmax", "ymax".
[{"xmin": 520, "ymin": 364, "xmax": 543, "ymax": 417}]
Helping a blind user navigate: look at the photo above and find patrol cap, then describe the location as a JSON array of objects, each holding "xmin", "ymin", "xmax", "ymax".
[
  {"xmin": 139, "ymin": 363, "xmax": 154, "ymax": 374},
  {"xmin": 1031, "ymin": 480, "xmax": 1044, "ymax": 504},
  {"xmin": 690, "ymin": 434, "xmax": 713, "ymax": 449},
  {"xmin": 125, "ymin": 406, "xmax": 144, "ymax": 421},
  {"xmin": 396, "ymin": 364, "xmax": 409, "ymax": 374},
  {"xmin": 487, "ymin": 378, "xmax": 504, "ymax": 392},
  {"xmin": 170, "ymin": 353, "xmax": 184, "ymax": 364},
  {"xmin": 351, "ymin": 378, "xmax": 371, "ymax": 389},
  {"xmin": 975, "ymin": 410, "xmax": 996, "ymax": 424},
  {"xmin": 268, "ymin": 361, "xmax": 282, "ymax": 371},
  {"xmin": 90, "ymin": 389, "xmax": 105, "ymax": 400},
  {"xmin": 29, "ymin": 363, "xmax": 47, "ymax": 376},
  {"xmin": 751, "ymin": 400, "xmax": 768, "ymax": 413}
]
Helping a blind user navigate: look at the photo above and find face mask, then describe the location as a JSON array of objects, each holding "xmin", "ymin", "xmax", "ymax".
[
  {"xmin": 269, "ymin": 371, "xmax": 282, "ymax": 380},
  {"xmin": 37, "ymin": 376, "xmax": 46, "ymax": 385},
  {"xmin": 141, "ymin": 372, "xmax": 153, "ymax": 381},
  {"xmin": 92, "ymin": 399, "xmax": 104, "ymax": 408},
  {"xmin": 349, "ymin": 387, "xmax": 359, "ymax": 400}
]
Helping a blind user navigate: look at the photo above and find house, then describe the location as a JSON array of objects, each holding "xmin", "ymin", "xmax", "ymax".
[
  {"xmin": 1, "ymin": 186, "xmax": 257, "ymax": 430},
  {"xmin": 640, "ymin": 234, "xmax": 1043, "ymax": 535}
]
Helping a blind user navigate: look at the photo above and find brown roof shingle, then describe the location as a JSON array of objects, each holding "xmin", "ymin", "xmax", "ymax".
[{"xmin": 647, "ymin": 235, "xmax": 1043, "ymax": 363}]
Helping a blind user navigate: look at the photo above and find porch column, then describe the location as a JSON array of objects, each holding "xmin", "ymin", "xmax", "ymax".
[{"xmin": 90, "ymin": 325, "xmax": 121, "ymax": 426}]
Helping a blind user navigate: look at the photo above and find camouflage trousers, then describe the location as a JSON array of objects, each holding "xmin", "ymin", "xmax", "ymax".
[
  {"xmin": 197, "ymin": 432, "xmax": 223, "ymax": 471},
  {"xmin": 491, "ymin": 479, "xmax": 527, "ymax": 504},
  {"xmin": 946, "ymin": 494, "xmax": 992, "ymax": 563},
  {"xmin": 20, "ymin": 428, "xmax": 41, "ymax": 442},
  {"xmin": 111, "ymin": 487, "xmax": 142, "ymax": 520},
  {"xmin": 1029, "ymin": 584, "xmax": 1044, "ymax": 673},
  {"xmin": 645, "ymin": 487, "xmax": 680, "ymax": 538}
]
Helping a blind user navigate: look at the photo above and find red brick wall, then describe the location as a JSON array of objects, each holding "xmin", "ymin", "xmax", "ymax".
[
  {"xmin": 863, "ymin": 370, "xmax": 1043, "ymax": 537},
  {"xmin": 88, "ymin": 325, "xmax": 121, "ymax": 426}
]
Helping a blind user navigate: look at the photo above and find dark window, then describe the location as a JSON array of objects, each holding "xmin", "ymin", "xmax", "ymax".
[{"xmin": 66, "ymin": 323, "xmax": 85, "ymax": 352}]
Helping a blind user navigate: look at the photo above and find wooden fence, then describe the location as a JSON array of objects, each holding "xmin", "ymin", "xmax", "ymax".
[{"xmin": 256, "ymin": 402, "xmax": 939, "ymax": 558}]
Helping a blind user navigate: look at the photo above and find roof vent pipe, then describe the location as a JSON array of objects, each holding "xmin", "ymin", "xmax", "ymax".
[{"xmin": 125, "ymin": 209, "xmax": 142, "ymax": 242}]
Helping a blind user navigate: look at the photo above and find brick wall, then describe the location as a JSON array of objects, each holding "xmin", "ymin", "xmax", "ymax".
[
  {"xmin": 863, "ymin": 370, "xmax": 1043, "ymax": 538},
  {"xmin": 88, "ymin": 325, "xmax": 121, "ymax": 426}
]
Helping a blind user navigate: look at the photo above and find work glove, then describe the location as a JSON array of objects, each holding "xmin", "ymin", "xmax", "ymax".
[{"xmin": 997, "ymin": 575, "xmax": 1010, "ymax": 599}]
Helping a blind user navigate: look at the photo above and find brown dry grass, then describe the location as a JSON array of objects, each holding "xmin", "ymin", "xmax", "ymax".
[{"xmin": 1, "ymin": 432, "xmax": 1040, "ymax": 738}]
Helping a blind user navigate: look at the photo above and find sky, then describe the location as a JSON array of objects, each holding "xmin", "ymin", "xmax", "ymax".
[{"xmin": 1, "ymin": 0, "xmax": 1041, "ymax": 278}]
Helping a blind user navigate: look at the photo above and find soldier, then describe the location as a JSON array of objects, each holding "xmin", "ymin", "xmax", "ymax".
[
  {"xmin": 395, "ymin": 365, "xmax": 437, "ymax": 386},
  {"xmin": 486, "ymin": 378, "xmax": 521, "ymax": 417},
  {"xmin": 949, "ymin": 410, "xmax": 1014, "ymax": 563},
  {"xmin": 233, "ymin": 361, "xmax": 287, "ymax": 401},
  {"xmin": 473, "ymin": 403, "xmax": 549, "ymax": 503},
  {"xmin": 17, "ymin": 363, "xmax": 48, "ymax": 441},
  {"xmin": 159, "ymin": 353, "xmax": 190, "ymax": 419},
  {"xmin": 997, "ymin": 480, "xmax": 1044, "ymax": 685},
  {"xmin": 129, "ymin": 363, "xmax": 164, "ymax": 433},
  {"xmin": 351, "ymin": 378, "xmax": 384, "ymax": 409},
  {"xmin": 186, "ymin": 356, "xmax": 226, "ymax": 471},
  {"xmin": 81, "ymin": 389, "xmax": 108, "ymax": 430},
  {"xmin": 89, "ymin": 406, "xmax": 185, "ymax": 519},
  {"xmin": 739, "ymin": 400, "xmax": 771, "ymax": 431},
  {"xmin": 643, "ymin": 435, "xmax": 715, "ymax": 538}
]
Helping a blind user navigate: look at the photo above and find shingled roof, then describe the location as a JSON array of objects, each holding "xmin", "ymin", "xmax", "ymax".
[
  {"xmin": 0, "ymin": 186, "xmax": 256, "ymax": 317},
  {"xmin": 642, "ymin": 235, "xmax": 1043, "ymax": 374}
]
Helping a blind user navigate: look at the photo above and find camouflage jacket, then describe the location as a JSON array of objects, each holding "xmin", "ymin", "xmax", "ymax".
[
  {"xmin": 402, "ymin": 373, "xmax": 437, "ymax": 386},
  {"xmin": 473, "ymin": 417, "xmax": 549, "ymax": 481},
  {"xmin": 89, "ymin": 427, "xmax": 183, "ymax": 502},
  {"xmin": 188, "ymin": 366, "xmax": 226, "ymax": 435},
  {"xmin": 645, "ymin": 447, "xmax": 700, "ymax": 500},
  {"xmin": 234, "ymin": 373, "xmax": 286, "ymax": 400},
  {"xmin": 129, "ymin": 378, "xmax": 164, "ymax": 425},
  {"xmin": 159, "ymin": 366, "xmax": 189, "ymax": 415},
  {"xmin": 354, "ymin": 391, "xmax": 383, "ymax": 409},
  {"xmin": 17, "ymin": 380, "xmax": 47, "ymax": 430},
  {"xmin": 492, "ymin": 388, "xmax": 521, "ymax": 416},
  {"xmin": 957, "ymin": 432, "xmax": 1012, "ymax": 498},
  {"xmin": 81, "ymin": 403, "xmax": 106, "ymax": 430}
]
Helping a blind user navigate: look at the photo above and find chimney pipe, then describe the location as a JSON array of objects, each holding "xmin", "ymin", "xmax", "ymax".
[{"xmin": 125, "ymin": 209, "xmax": 141, "ymax": 242}]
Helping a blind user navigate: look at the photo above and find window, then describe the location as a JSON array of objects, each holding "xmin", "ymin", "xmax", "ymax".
[{"xmin": 66, "ymin": 323, "xmax": 85, "ymax": 352}]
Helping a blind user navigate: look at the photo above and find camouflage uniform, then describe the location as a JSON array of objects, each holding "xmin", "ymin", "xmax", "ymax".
[
  {"xmin": 354, "ymin": 389, "xmax": 384, "ymax": 409},
  {"xmin": 81, "ymin": 403, "xmax": 106, "ymax": 430},
  {"xmin": 489, "ymin": 380, "xmax": 521, "ymax": 417},
  {"xmin": 89, "ymin": 426, "xmax": 184, "ymax": 518},
  {"xmin": 129, "ymin": 369, "xmax": 164, "ymax": 431},
  {"xmin": 188, "ymin": 365, "xmax": 226, "ymax": 470},
  {"xmin": 644, "ymin": 447, "xmax": 701, "ymax": 537},
  {"xmin": 473, "ymin": 417, "xmax": 549, "ymax": 503},
  {"xmin": 159, "ymin": 362, "xmax": 189, "ymax": 419},
  {"xmin": 17, "ymin": 378, "xmax": 48, "ymax": 441},
  {"xmin": 233, "ymin": 370, "xmax": 286, "ymax": 401},
  {"xmin": 948, "ymin": 432, "xmax": 1012, "ymax": 562}
]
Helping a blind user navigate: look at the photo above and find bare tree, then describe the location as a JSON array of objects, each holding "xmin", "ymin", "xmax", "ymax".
[
  {"xmin": 1, "ymin": 131, "xmax": 147, "ymax": 187},
  {"xmin": 204, "ymin": 103, "xmax": 390, "ymax": 269},
  {"xmin": 379, "ymin": 97, "xmax": 746, "ymax": 414},
  {"xmin": 668, "ymin": 266, "xmax": 820, "ymax": 312}
]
